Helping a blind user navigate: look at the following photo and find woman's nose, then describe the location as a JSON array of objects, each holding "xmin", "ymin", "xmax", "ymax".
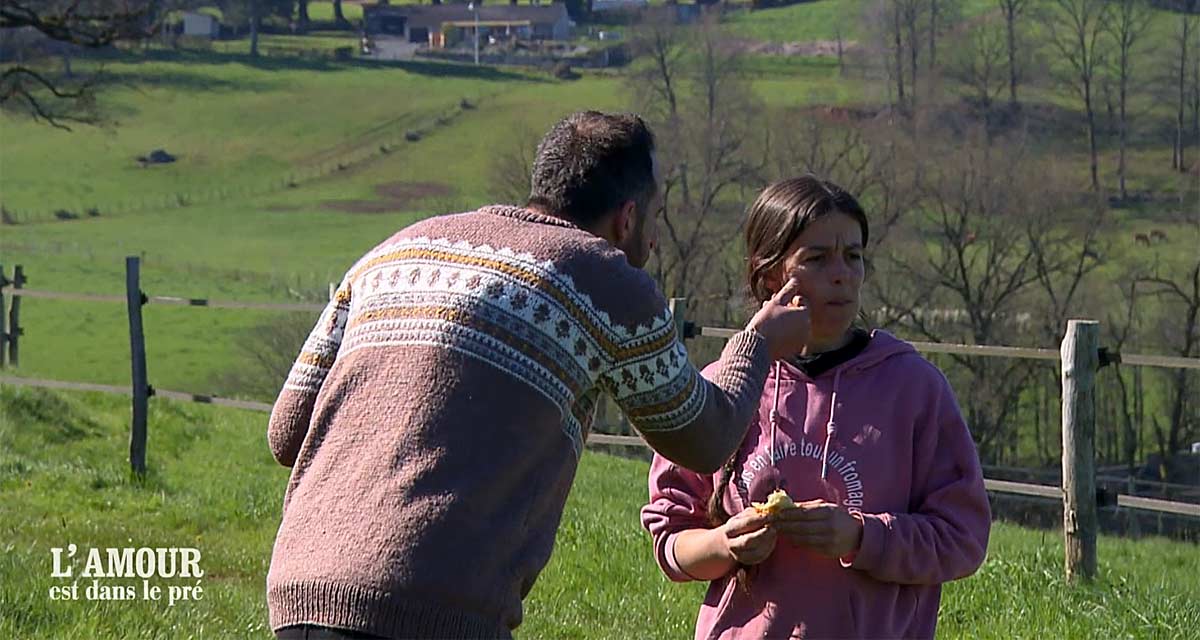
[{"xmin": 829, "ymin": 256, "xmax": 850, "ymax": 282}]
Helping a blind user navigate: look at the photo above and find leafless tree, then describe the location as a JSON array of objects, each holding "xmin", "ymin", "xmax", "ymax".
[
  {"xmin": 947, "ymin": 14, "xmax": 1009, "ymax": 110},
  {"xmin": 1169, "ymin": 1, "xmax": 1199, "ymax": 171},
  {"xmin": 489, "ymin": 124, "xmax": 540, "ymax": 206},
  {"xmin": 1136, "ymin": 254, "xmax": 1200, "ymax": 472},
  {"xmin": 1026, "ymin": 190, "xmax": 1108, "ymax": 345},
  {"xmin": 861, "ymin": 0, "xmax": 910, "ymax": 108},
  {"xmin": 900, "ymin": 0, "xmax": 924, "ymax": 103},
  {"xmin": 332, "ymin": 0, "xmax": 349, "ymax": 26},
  {"xmin": 1103, "ymin": 0, "xmax": 1155, "ymax": 201},
  {"xmin": 0, "ymin": 0, "xmax": 171, "ymax": 129},
  {"xmin": 889, "ymin": 129, "xmax": 1072, "ymax": 461},
  {"xmin": 996, "ymin": 0, "xmax": 1029, "ymax": 107},
  {"xmin": 296, "ymin": 0, "xmax": 309, "ymax": 32},
  {"xmin": 927, "ymin": 0, "xmax": 962, "ymax": 72},
  {"xmin": 627, "ymin": 16, "xmax": 768, "ymax": 316},
  {"xmin": 626, "ymin": 10, "xmax": 685, "ymax": 123},
  {"xmin": 1104, "ymin": 273, "xmax": 1146, "ymax": 475},
  {"xmin": 1192, "ymin": 30, "xmax": 1200, "ymax": 155},
  {"xmin": 1044, "ymin": 0, "xmax": 1112, "ymax": 192}
]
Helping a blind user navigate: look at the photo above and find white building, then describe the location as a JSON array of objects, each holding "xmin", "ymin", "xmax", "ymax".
[{"xmin": 181, "ymin": 12, "xmax": 219, "ymax": 39}]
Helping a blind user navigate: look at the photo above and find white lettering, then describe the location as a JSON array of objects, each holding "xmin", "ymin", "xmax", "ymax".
[
  {"xmin": 51, "ymin": 545, "xmax": 75, "ymax": 578},
  {"xmin": 156, "ymin": 548, "xmax": 178, "ymax": 578},
  {"xmin": 180, "ymin": 548, "xmax": 203, "ymax": 578},
  {"xmin": 82, "ymin": 548, "xmax": 105, "ymax": 577},
  {"xmin": 106, "ymin": 548, "xmax": 133, "ymax": 578},
  {"xmin": 136, "ymin": 548, "xmax": 156, "ymax": 578}
]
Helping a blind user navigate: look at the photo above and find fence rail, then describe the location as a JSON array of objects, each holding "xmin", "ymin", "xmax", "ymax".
[
  {"xmin": 699, "ymin": 326, "xmax": 1200, "ymax": 369},
  {"xmin": 7, "ymin": 288, "xmax": 325, "ymax": 312},
  {"xmin": 0, "ymin": 375, "xmax": 274, "ymax": 412}
]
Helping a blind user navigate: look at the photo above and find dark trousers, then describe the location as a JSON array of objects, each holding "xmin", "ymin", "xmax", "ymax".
[{"xmin": 275, "ymin": 624, "xmax": 387, "ymax": 640}]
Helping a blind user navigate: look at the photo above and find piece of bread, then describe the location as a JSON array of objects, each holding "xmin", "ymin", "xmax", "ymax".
[{"xmin": 751, "ymin": 489, "xmax": 796, "ymax": 514}]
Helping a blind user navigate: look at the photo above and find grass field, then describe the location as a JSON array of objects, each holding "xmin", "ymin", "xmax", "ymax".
[
  {"xmin": 306, "ymin": 1, "xmax": 365, "ymax": 23},
  {"xmin": 723, "ymin": 0, "xmax": 993, "ymax": 45},
  {"xmin": 0, "ymin": 50, "xmax": 537, "ymax": 219},
  {"xmin": 1, "ymin": 384, "xmax": 1197, "ymax": 638},
  {"xmin": 722, "ymin": 0, "xmax": 1185, "ymax": 47}
]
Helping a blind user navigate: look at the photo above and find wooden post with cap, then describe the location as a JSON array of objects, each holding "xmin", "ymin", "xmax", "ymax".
[{"xmin": 1061, "ymin": 319, "xmax": 1099, "ymax": 582}]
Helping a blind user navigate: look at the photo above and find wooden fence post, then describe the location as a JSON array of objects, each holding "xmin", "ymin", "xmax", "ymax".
[
  {"xmin": 1061, "ymin": 319, "xmax": 1099, "ymax": 582},
  {"xmin": 126, "ymin": 257, "xmax": 150, "ymax": 475},
  {"xmin": 0, "ymin": 263, "xmax": 7, "ymax": 369},
  {"xmin": 669, "ymin": 297, "xmax": 688, "ymax": 342},
  {"xmin": 8, "ymin": 265, "xmax": 24, "ymax": 367}
]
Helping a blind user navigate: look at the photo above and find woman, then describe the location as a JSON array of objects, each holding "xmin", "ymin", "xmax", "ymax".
[{"xmin": 641, "ymin": 176, "xmax": 991, "ymax": 640}]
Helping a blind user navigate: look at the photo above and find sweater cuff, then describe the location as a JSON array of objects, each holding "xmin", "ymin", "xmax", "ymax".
[
  {"xmin": 848, "ymin": 512, "xmax": 888, "ymax": 572},
  {"xmin": 663, "ymin": 533, "xmax": 702, "ymax": 583},
  {"xmin": 712, "ymin": 330, "xmax": 771, "ymax": 391},
  {"xmin": 723, "ymin": 328, "xmax": 770, "ymax": 362}
]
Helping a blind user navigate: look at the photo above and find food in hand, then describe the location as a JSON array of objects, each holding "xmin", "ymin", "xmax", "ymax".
[{"xmin": 752, "ymin": 489, "xmax": 797, "ymax": 514}]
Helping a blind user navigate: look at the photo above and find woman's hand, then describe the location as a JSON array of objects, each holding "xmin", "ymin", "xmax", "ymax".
[
  {"xmin": 772, "ymin": 501, "xmax": 863, "ymax": 559},
  {"xmin": 718, "ymin": 507, "xmax": 778, "ymax": 566}
]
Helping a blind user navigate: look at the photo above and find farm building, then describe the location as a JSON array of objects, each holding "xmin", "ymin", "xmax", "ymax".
[
  {"xmin": 180, "ymin": 12, "xmax": 220, "ymax": 39},
  {"xmin": 363, "ymin": 2, "xmax": 571, "ymax": 50}
]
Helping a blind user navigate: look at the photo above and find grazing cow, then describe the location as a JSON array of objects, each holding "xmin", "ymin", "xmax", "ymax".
[
  {"xmin": 1150, "ymin": 229, "xmax": 1167, "ymax": 243},
  {"xmin": 1134, "ymin": 232, "xmax": 1151, "ymax": 246}
]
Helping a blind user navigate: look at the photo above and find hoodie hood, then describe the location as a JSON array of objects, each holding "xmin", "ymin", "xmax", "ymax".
[{"xmin": 777, "ymin": 329, "xmax": 917, "ymax": 383}]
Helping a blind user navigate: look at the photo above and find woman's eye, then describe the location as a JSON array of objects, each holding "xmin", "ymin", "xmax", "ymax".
[
  {"xmin": 805, "ymin": 255, "xmax": 823, "ymax": 263},
  {"xmin": 848, "ymin": 253, "xmax": 863, "ymax": 261}
]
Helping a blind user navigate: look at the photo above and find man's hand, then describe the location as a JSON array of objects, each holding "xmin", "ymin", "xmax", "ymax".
[
  {"xmin": 746, "ymin": 274, "xmax": 810, "ymax": 360},
  {"xmin": 719, "ymin": 507, "xmax": 778, "ymax": 566},
  {"xmin": 772, "ymin": 500, "xmax": 864, "ymax": 559}
]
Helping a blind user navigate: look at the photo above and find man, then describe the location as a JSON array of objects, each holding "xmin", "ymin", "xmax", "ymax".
[{"xmin": 267, "ymin": 111, "xmax": 810, "ymax": 639}]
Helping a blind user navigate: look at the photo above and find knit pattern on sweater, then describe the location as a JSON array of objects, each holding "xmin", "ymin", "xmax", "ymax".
[{"xmin": 284, "ymin": 234, "xmax": 703, "ymax": 456}]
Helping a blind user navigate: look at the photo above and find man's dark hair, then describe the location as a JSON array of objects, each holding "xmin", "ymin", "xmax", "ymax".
[{"xmin": 528, "ymin": 111, "xmax": 657, "ymax": 228}]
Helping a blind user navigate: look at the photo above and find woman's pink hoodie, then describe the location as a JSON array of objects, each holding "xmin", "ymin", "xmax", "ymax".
[{"xmin": 641, "ymin": 330, "xmax": 991, "ymax": 640}]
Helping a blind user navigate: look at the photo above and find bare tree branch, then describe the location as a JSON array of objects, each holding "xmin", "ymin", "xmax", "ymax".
[{"xmin": 0, "ymin": 0, "xmax": 171, "ymax": 127}]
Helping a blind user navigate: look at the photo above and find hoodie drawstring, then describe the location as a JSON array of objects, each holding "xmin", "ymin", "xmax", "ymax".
[
  {"xmin": 769, "ymin": 361, "xmax": 782, "ymax": 490},
  {"xmin": 769, "ymin": 362, "xmax": 845, "ymax": 484},
  {"xmin": 820, "ymin": 367, "xmax": 843, "ymax": 480}
]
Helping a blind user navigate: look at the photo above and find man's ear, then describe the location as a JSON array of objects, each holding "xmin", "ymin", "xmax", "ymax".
[{"xmin": 611, "ymin": 200, "xmax": 637, "ymax": 245}]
